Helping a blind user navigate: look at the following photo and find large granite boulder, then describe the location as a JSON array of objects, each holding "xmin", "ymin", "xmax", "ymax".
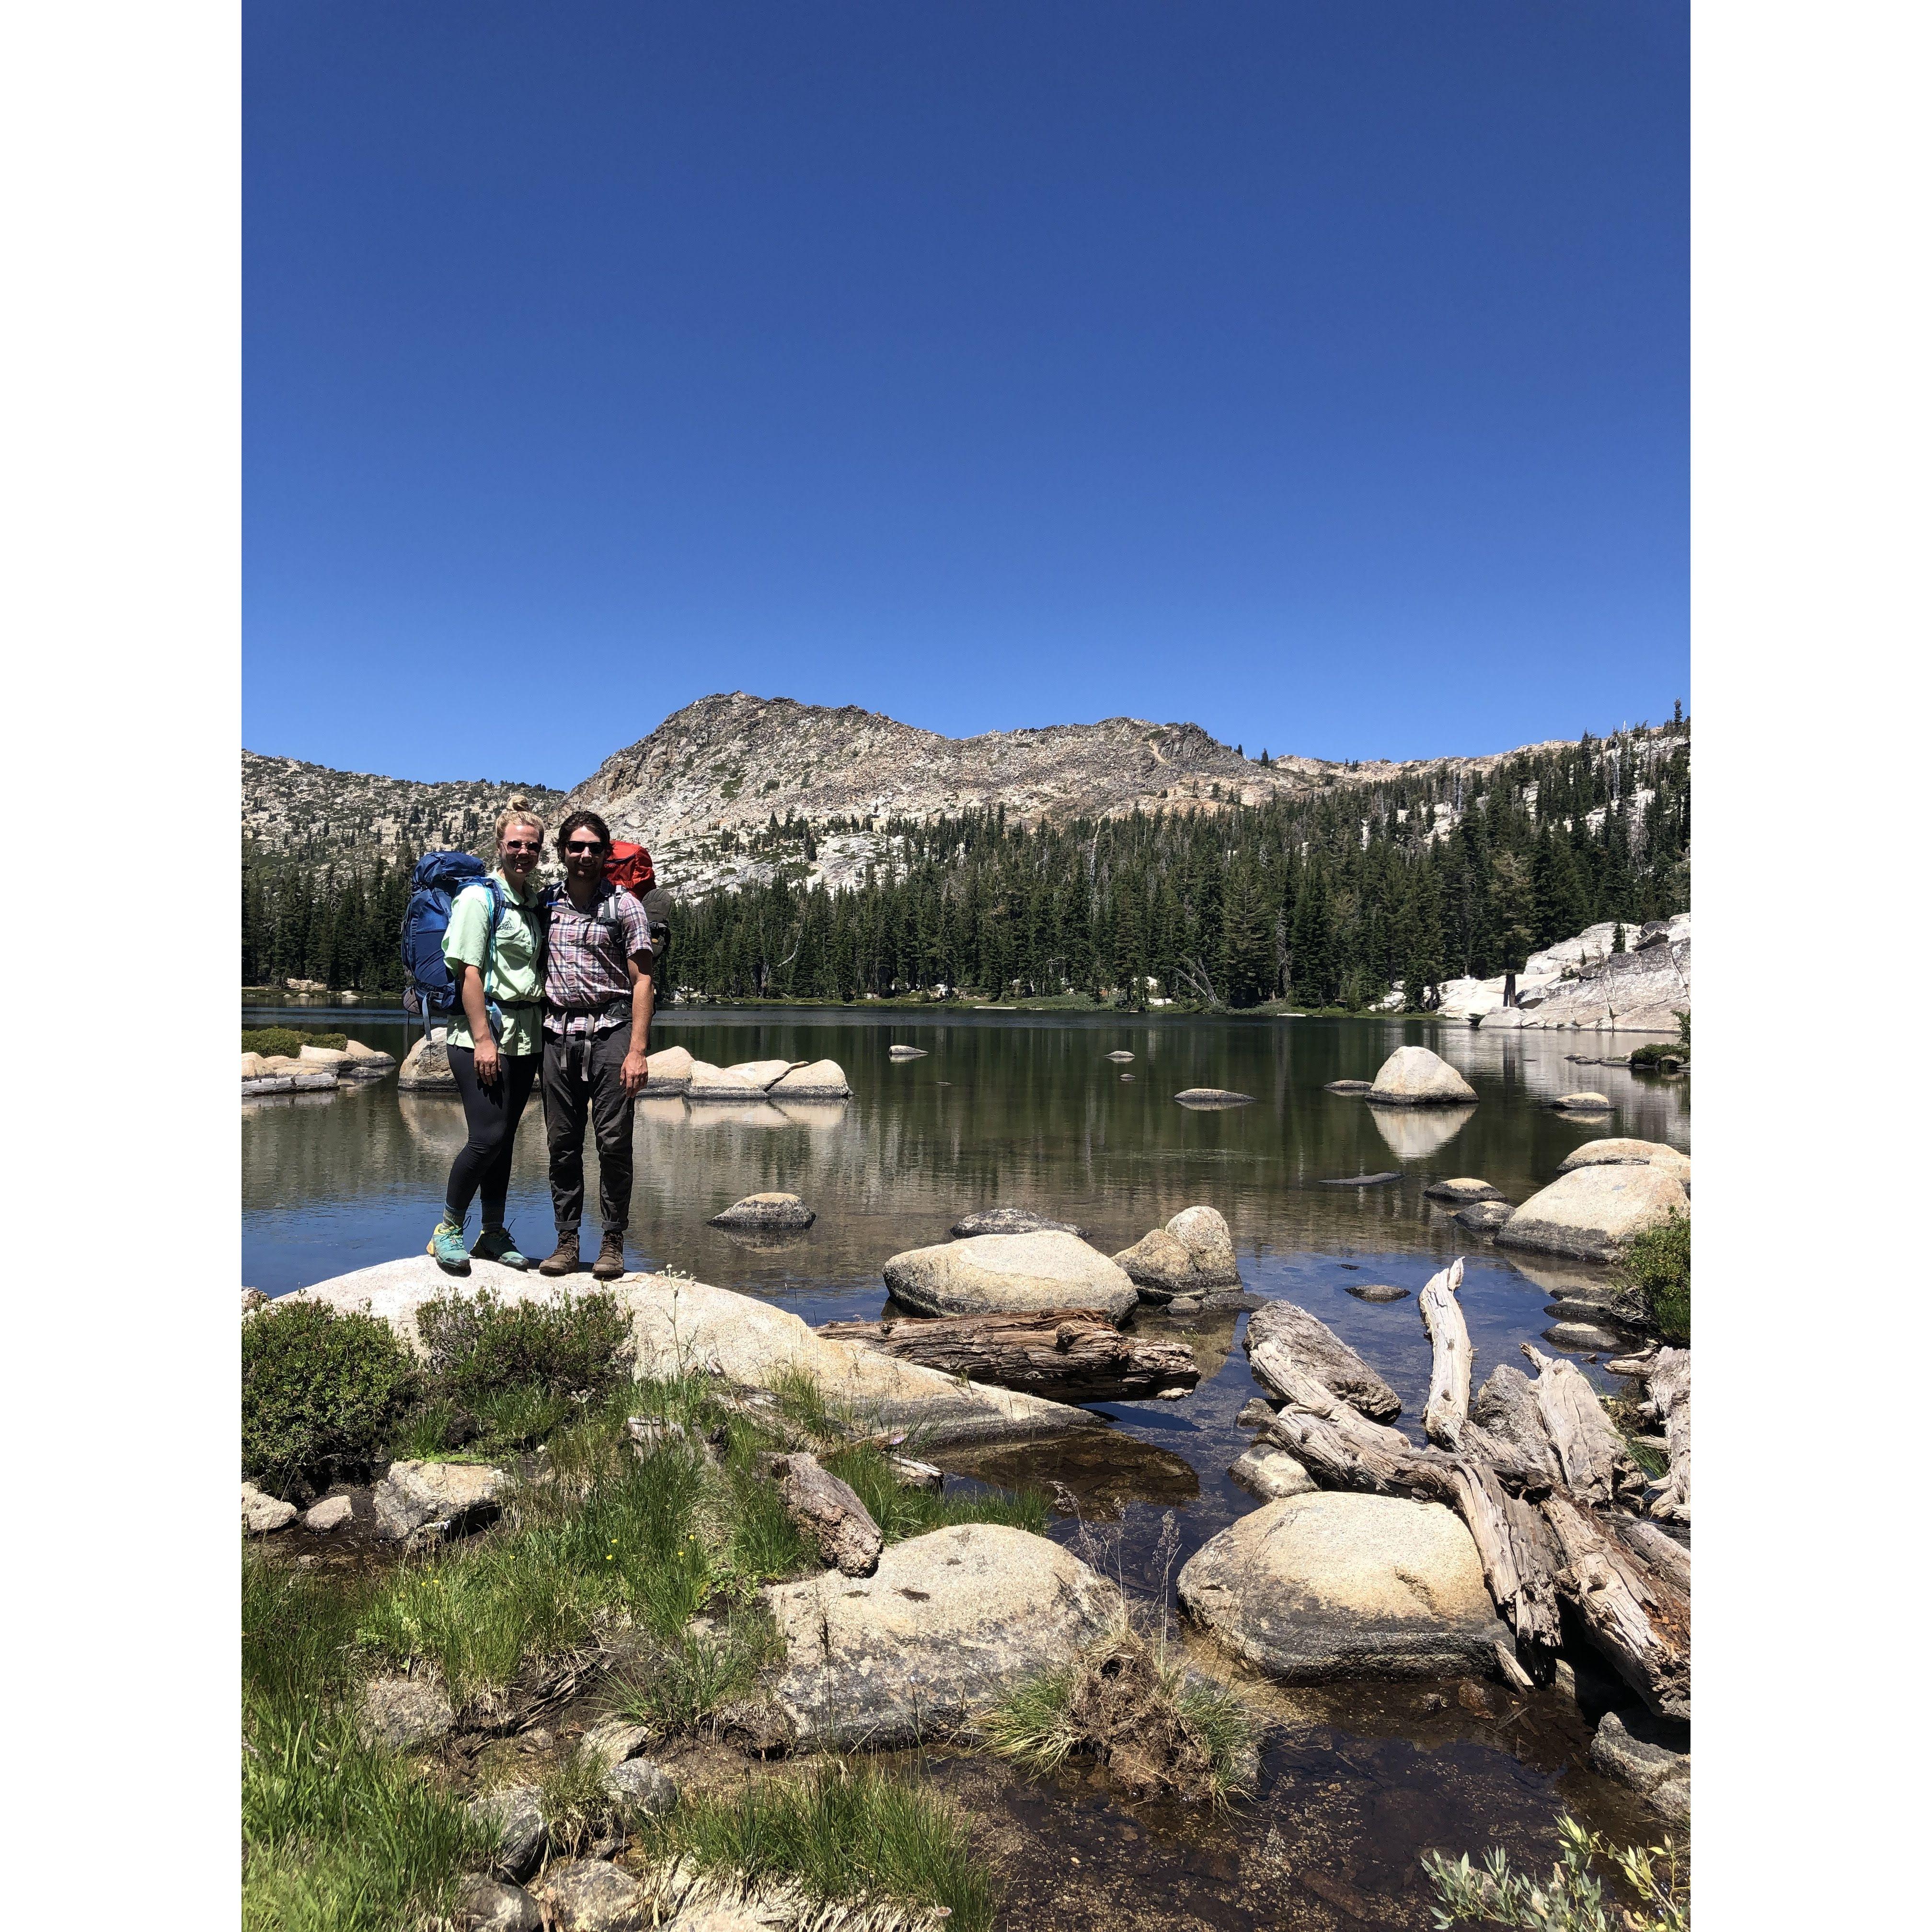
[
  {"xmin": 1178, "ymin": 1492, "xmax": 1507, "ymax": 1679},
  {"xmin": 1367, "ymin": 1046, "xmax": 1477, "ymax": 1107},
  {"xmin": 293, "ymin": 1257, "xmax": 1097, "ymax": 1451},
  {"xmin": 724, "ymin": 1058, "xmax": 797, "ymax": 1089},
  {"xmin": 1558, "ymin": 1138, "xmax": 1691, "ymax": 1189},
  {"xmin": 761, "ymin": 1524, "xmax": 1120, "ymax": 1748},
  {"xmin": 398, "ymin": 1034, "xmax": 458, "ymax": 1092},
  {"xmin": 1496, "ymin": 1165, "xmax": 1689, "ymax": 1263},
  {"xmin": 683, "ymin": 1061, "xmax": 768, "ymax": 1101},
  {"xmin": 643, "ymin": 1045, "xmax": 694, "ymax": 1093},
  {"xmin": 708, "ymin": 1192, "xmax": 815, "ymax": 1230},
  {"xmin": 883, "ymin": 1230, "xmax": 1139, "ymax": 1322},
  {"xmin": 372, "ymin": 1460, "xmax": 507, "ymax": 1543},
  {"xmin": 1112, "ymin": 1205, "xmax": 1241, "ymax": 1302},
  {"xmin": 1243, "ymin": 1300, "xmax": 1402, "ymax": 1421},
  {"xmin": 765, "ymin": 1058, "xmax": 850, "ymax": 1098}
]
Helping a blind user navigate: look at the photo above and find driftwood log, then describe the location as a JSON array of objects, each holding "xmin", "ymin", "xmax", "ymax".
[
  {"xmin": 816, "ymin": 1309, "xmax": 1198, "ymax": 1402},
  {"xmin": 1253, "ymin": 1261, "xmax": 1690, "ymax": 1720},
  {"xmin": 769, "ymin": 1450, "xmax": 884, "ymax": 1577},
  {"xmin": 1612, "ymin": 1347, "xmax": 1691, "ymax": 1525},
  {"xmin": 1244, "ymin": 1300, "xmax": 1403, "ymax": 1422}
]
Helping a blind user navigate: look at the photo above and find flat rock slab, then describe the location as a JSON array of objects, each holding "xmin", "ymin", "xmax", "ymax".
[
  {"xmin": 707, "ymin": 1192, "xmax": 816, "ymax": 1230},
  {"xmin": 1367, "ymin": 1046, "xmax": 1477, "ymax": 1107},
  {"xmin": 373, "ymin": 1460, "xmax": 507, "ymax": 1542},
  {"xmin": 1246, "ymin": 1300, "xmax": 1402, "ymax": 1421},
  {"xmin": 1113, "ymin": 1205, "xmax": 1241, "ymax": 1300},
  {"xmin": 1455, "ymin": 1199, "xmax": 1515, "ymax": 1232},
  {"xmin": 884, "ymin": 1230, "xmax": 1139, "ymax": 1322},
  {"xmin": 1230, "ymin": 1445, "xmax": 1316, "ymax": 1500},
  {"xmin": 1544, "ymin": 1322, "xmax": 1630, "ymax": 1352},
  {"xmin": 1173, "ymin": 1087, "xmax": 1254, "ymax": 1106},
  {"xmin": 765, "ymin": 1058, "xmax": 849, "ymax": 1098},
  {"xmin": 888, "ymin": 1045, "xmax": 928, "ymax": 1059},
  {"xmin": 950, "ymin": 1207, "xmax": 1088, "ymax": 1239},
  {"xmin": 534, "ymin": 1860, "xmax": 645, "ymax": 1932},
  {"xmin": 1551, "ymin": 1092, "xmax": 1614, "ymax": 1112},
  {"xmin": 1178, "ymin": 1492, "xmax": 1507, "ymax": 1681},
  {"xmin": 1496, "ymin": 1164, "xmax": 1689, "ymax": 1263},
  {"xmin": 1424, "ymin": 1178, "xmax": 1505, "ymax": 1203},
  {"xmin": 1346, "ymin": 1283, "xmax": 1411, "ymax": 1303},
  {"xmin": 1323, "ymin": 1079, "xmax": 1374, "ymax": 1094},
  {"xmin": 295, "ymin": 1258, "xmax": 1100, "ymax": 1451},
  {"xmin": 1317, "ymin": 1172, "xmax": 1401, "ymax": 1187},
  {"xmin": 762, "ymin": 1523, "xmax": 1120, "ymax": 1748}
]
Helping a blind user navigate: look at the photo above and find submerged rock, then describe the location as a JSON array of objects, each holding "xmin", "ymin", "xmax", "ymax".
[
  {"xmin": 372, "ymin": 1460, "xmax": 506, "ymax": 1543},
  {"xmin": 1105, "ymin": 1049, "xmax": 1135, "ymax": 1062},
  {"xmin": 1496, "ymin": 1165, "xmax": 1689, "ymax": 1263},
  {"xmin": 1346, "ymin": 1283, "xmax": 1411, "ymax": 1303},
  {"xmin": 1113, "ymin": 1205, "xmax": 1241, "ymax": 1301},
  {"xmin": 883, "ymin": 1230, "xmax": 1138, "ymax": 1322},
  {"xmin": 1424, "ymin": 1177, "xmax": 1505, "ymax": 1203},
  {"xmin": 1178, "ymin": 1493, "xmax": 1507, "ymax": 1680},
  {"xmin": 1367, "ymin": 1046, "xmax": 1477, "ymax": 1107},
  {"xmin": 949, "ymin": 1207, "xmax": 1088, "ymax": 1239},
  {"xmin": 1455, "ymin": 1199, "xmax": 1515, "ymax": 1232},
  {"xmin": 1323, "ymin": 1078, "xmax": 1373, "ymax": 1094},
  {"xmin": 707, "ymin": 1192, "xmax": 815, "ymax": 1230},
  {"xmin": 1230, "ymin": 1445, "xmax": 1316, "ymax": 1500},
  {"xmin": 761, "ymin": 1523, "xmax": 1119, "ymax": 1749}
]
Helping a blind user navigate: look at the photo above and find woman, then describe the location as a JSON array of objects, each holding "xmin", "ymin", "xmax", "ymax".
[{"xmin": 428, "ymin": 799, "xmax": 548, "ymax": 1272}]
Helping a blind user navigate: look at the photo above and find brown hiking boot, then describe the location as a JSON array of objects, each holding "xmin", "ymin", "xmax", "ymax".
[
  {"xmin": 538, "ymin": 1231, "xmax": 579, "ymax": 1277},
  {"xmin": 591, "ymin": 1231, "xmax": 626, "ymax": 1281}
]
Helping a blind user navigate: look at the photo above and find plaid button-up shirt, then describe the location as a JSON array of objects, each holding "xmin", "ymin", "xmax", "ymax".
[{"xmin": 542, "ymin": 881, "xmax": 655, "ymax": 1044}]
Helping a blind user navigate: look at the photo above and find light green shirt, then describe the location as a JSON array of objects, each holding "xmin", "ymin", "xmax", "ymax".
[{"xmin": 442, "ymin": 871, "xmax": 544, "ymax": 1057}]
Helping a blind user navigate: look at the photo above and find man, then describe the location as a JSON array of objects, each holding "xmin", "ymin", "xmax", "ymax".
[{"xmin": 537, "ymin": 810, "xmax": 656, "ymax": 1280}]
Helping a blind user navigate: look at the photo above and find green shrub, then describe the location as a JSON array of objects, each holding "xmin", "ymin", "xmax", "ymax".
[
  {"xmin": 1423, "ymin": 1812, "xmax": 1686, "ymax": 1930},
  {"xmin": 243, "ymin": 1301, "xmax": 417, "ymax": 1497},
  {"xmin": 243, "ymin": 1027, "xmax": 348, "ymax": 1057},
  {"xmin": 1620, "ymin": 1212, "xmax": 1689, "ymax": 1343},
  {"xmin": 417, "ymin": 1286, "xmax": 633, "ymax": 1409}
]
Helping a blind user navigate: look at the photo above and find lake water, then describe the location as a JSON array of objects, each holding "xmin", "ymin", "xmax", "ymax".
[{"xmin": 244, "ymin": 1005, "xmax": 1690, "ymax": 1924}]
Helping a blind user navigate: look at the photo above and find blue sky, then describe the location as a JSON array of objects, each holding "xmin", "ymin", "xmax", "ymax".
[{"xmin": 244, "ymin": 1, "xmax": 1687, "ymax": 788}]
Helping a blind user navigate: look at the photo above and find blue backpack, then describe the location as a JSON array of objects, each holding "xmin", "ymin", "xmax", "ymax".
[{"xmin": 401, "ymin": 852, "xmax": 512, "ymax": 1024}]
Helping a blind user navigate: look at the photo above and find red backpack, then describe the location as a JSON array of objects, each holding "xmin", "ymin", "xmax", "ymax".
[{"xmin": 604, "ymin": 842, "xmax": 656, "ymax": 896}]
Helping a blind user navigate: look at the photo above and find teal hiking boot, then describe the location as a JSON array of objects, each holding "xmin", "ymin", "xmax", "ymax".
[
  {"xmin": 428, "ymin": 1218, "xmax": 471, "ymax": 1274},
  {"xmin": 472, "ymin": 1226, "xmax": 529, "ymax": 1271}
]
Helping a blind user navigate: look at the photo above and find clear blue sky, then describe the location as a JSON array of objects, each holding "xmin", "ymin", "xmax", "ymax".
[{"xmin": 244, "ymin": 1, "xmax": 1687, "ymax": 788}]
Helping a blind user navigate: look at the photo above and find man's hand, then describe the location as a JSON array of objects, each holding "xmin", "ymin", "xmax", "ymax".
[
  {"xmin": 621, "ymin": 1046, "xmax": 649, "ymax": 1097},
  {"xmin": 474, "ymin": 1035, "xmax": 502, "ymax": 1087}
]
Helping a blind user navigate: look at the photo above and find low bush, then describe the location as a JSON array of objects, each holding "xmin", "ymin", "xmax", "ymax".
[
  {"xmin": 243, "ymin": 1300, "xmax": 417, "ymax": 1498},
  {"xmin": 242, "ymin": 1027, "xmax": 348, "ymax": 1057},
  {"xmin": 417, "ymin": 1286, "xmax": 634, "ymax": 1409},
  {"xmin": 637, "ymin": 1762, "xmax": 997, "ymax": 1932},
  {"xmin": 1422, "ymin": 1812, "xmax": 1687, "ymax": 1930},
  {"xmin": 1620, "ymin": 1213, "xmax": 1689, "ymax": 1343}
]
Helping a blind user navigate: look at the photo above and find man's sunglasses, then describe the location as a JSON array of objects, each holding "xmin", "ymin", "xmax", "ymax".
[{"xmin": 564, "ymin": 839, "xmax": 608, "ymax": 854}]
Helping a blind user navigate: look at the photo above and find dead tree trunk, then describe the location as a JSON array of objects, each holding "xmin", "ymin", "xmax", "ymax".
[
  {"xmin": 816, "ymin": 1309, "xmax": 1198, "ymax": 1402},
  {"xmin": 768, "ymin": 1451, "xmax": 884, "ymax": 1577},
  {"xmin": 1418, "ymin": 1257, "xmax": 1471, "ymax": 1447},
  {"xmin": 1621, "ymin": 1347, "xmax": 1691, "ymax": 1525}
]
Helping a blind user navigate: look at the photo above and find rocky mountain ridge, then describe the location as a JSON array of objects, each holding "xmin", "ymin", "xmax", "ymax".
[{"xmin": 243, "ymin": 692, "xmax": 1682, "ymax": 897}]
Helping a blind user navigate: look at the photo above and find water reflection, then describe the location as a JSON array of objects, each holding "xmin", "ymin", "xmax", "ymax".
[{"xmin": 1368, "ymin": 1103, "xmax": 1476, "ymax": 1161}]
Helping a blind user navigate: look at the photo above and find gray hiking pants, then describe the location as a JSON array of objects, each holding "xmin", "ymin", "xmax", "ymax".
[{"xmin": 541, "ymin": 1028, "xmax": 636, "ymax": 1237}]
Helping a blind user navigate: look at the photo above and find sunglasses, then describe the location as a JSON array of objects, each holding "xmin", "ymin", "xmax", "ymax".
[
  {"xmin": 564, "ymin": 840, "xmax": 607, "ymax": 854},
  {"xmin": 503, "ymin": 839, "xmax": 542, "ymax": 852}
]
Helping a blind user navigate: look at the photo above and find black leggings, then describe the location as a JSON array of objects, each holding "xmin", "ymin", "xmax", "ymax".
[{"xmin": 444, "ymin": 1045, "xmax": 540, "ymax": 1229}]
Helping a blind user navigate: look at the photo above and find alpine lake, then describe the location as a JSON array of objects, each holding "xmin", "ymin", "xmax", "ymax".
[{"xmin": 244, "ymin": 1003, "xmax": 1690, "ymax": 1929}]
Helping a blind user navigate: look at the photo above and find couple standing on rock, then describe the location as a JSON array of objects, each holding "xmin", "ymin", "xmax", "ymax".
[{"xmin": 428, "ymin": 801, "xmax": 656, "ymax": 1281}]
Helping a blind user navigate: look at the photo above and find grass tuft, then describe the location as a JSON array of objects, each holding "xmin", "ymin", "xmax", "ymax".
[{"xmin": 1619, "ymin": 1211, "xmax": 1689, "ymax": 1343}]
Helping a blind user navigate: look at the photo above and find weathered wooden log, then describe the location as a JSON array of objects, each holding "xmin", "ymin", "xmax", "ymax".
[
  {"xmin": 1622, "ymin": 1518, "xmax": 1690, "ymax": 1593},
  {"xmin": 815, "ymin": 1308, "xmax": 1198, "ymax": 1401},
  {"xmin": 1245, "ymin": 1300, "xmax": 1402, "ymax": 1421},
  {"xmin": 1519, "ymin": 1345, "xmax": 1646, "ymax": 1508},
  {"xmin": 1641, "ymin": 1348, "xmax": 1691, "ymax": 1525},
  {"xmin": 769, "ymin": 1450, "xmax": 883, "ymax": 1577},
  {"xmin": 1472, "ymin": 1366, "xmax": 1566, "ymax": 1494},
  {"xmin": 1541, "ymin": 1495, "xmax": 1690, "ymax": 1720},
  {"xmin": 1419, "ymin": 1257, "xmax": 1471, "ymax": 1446}
]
